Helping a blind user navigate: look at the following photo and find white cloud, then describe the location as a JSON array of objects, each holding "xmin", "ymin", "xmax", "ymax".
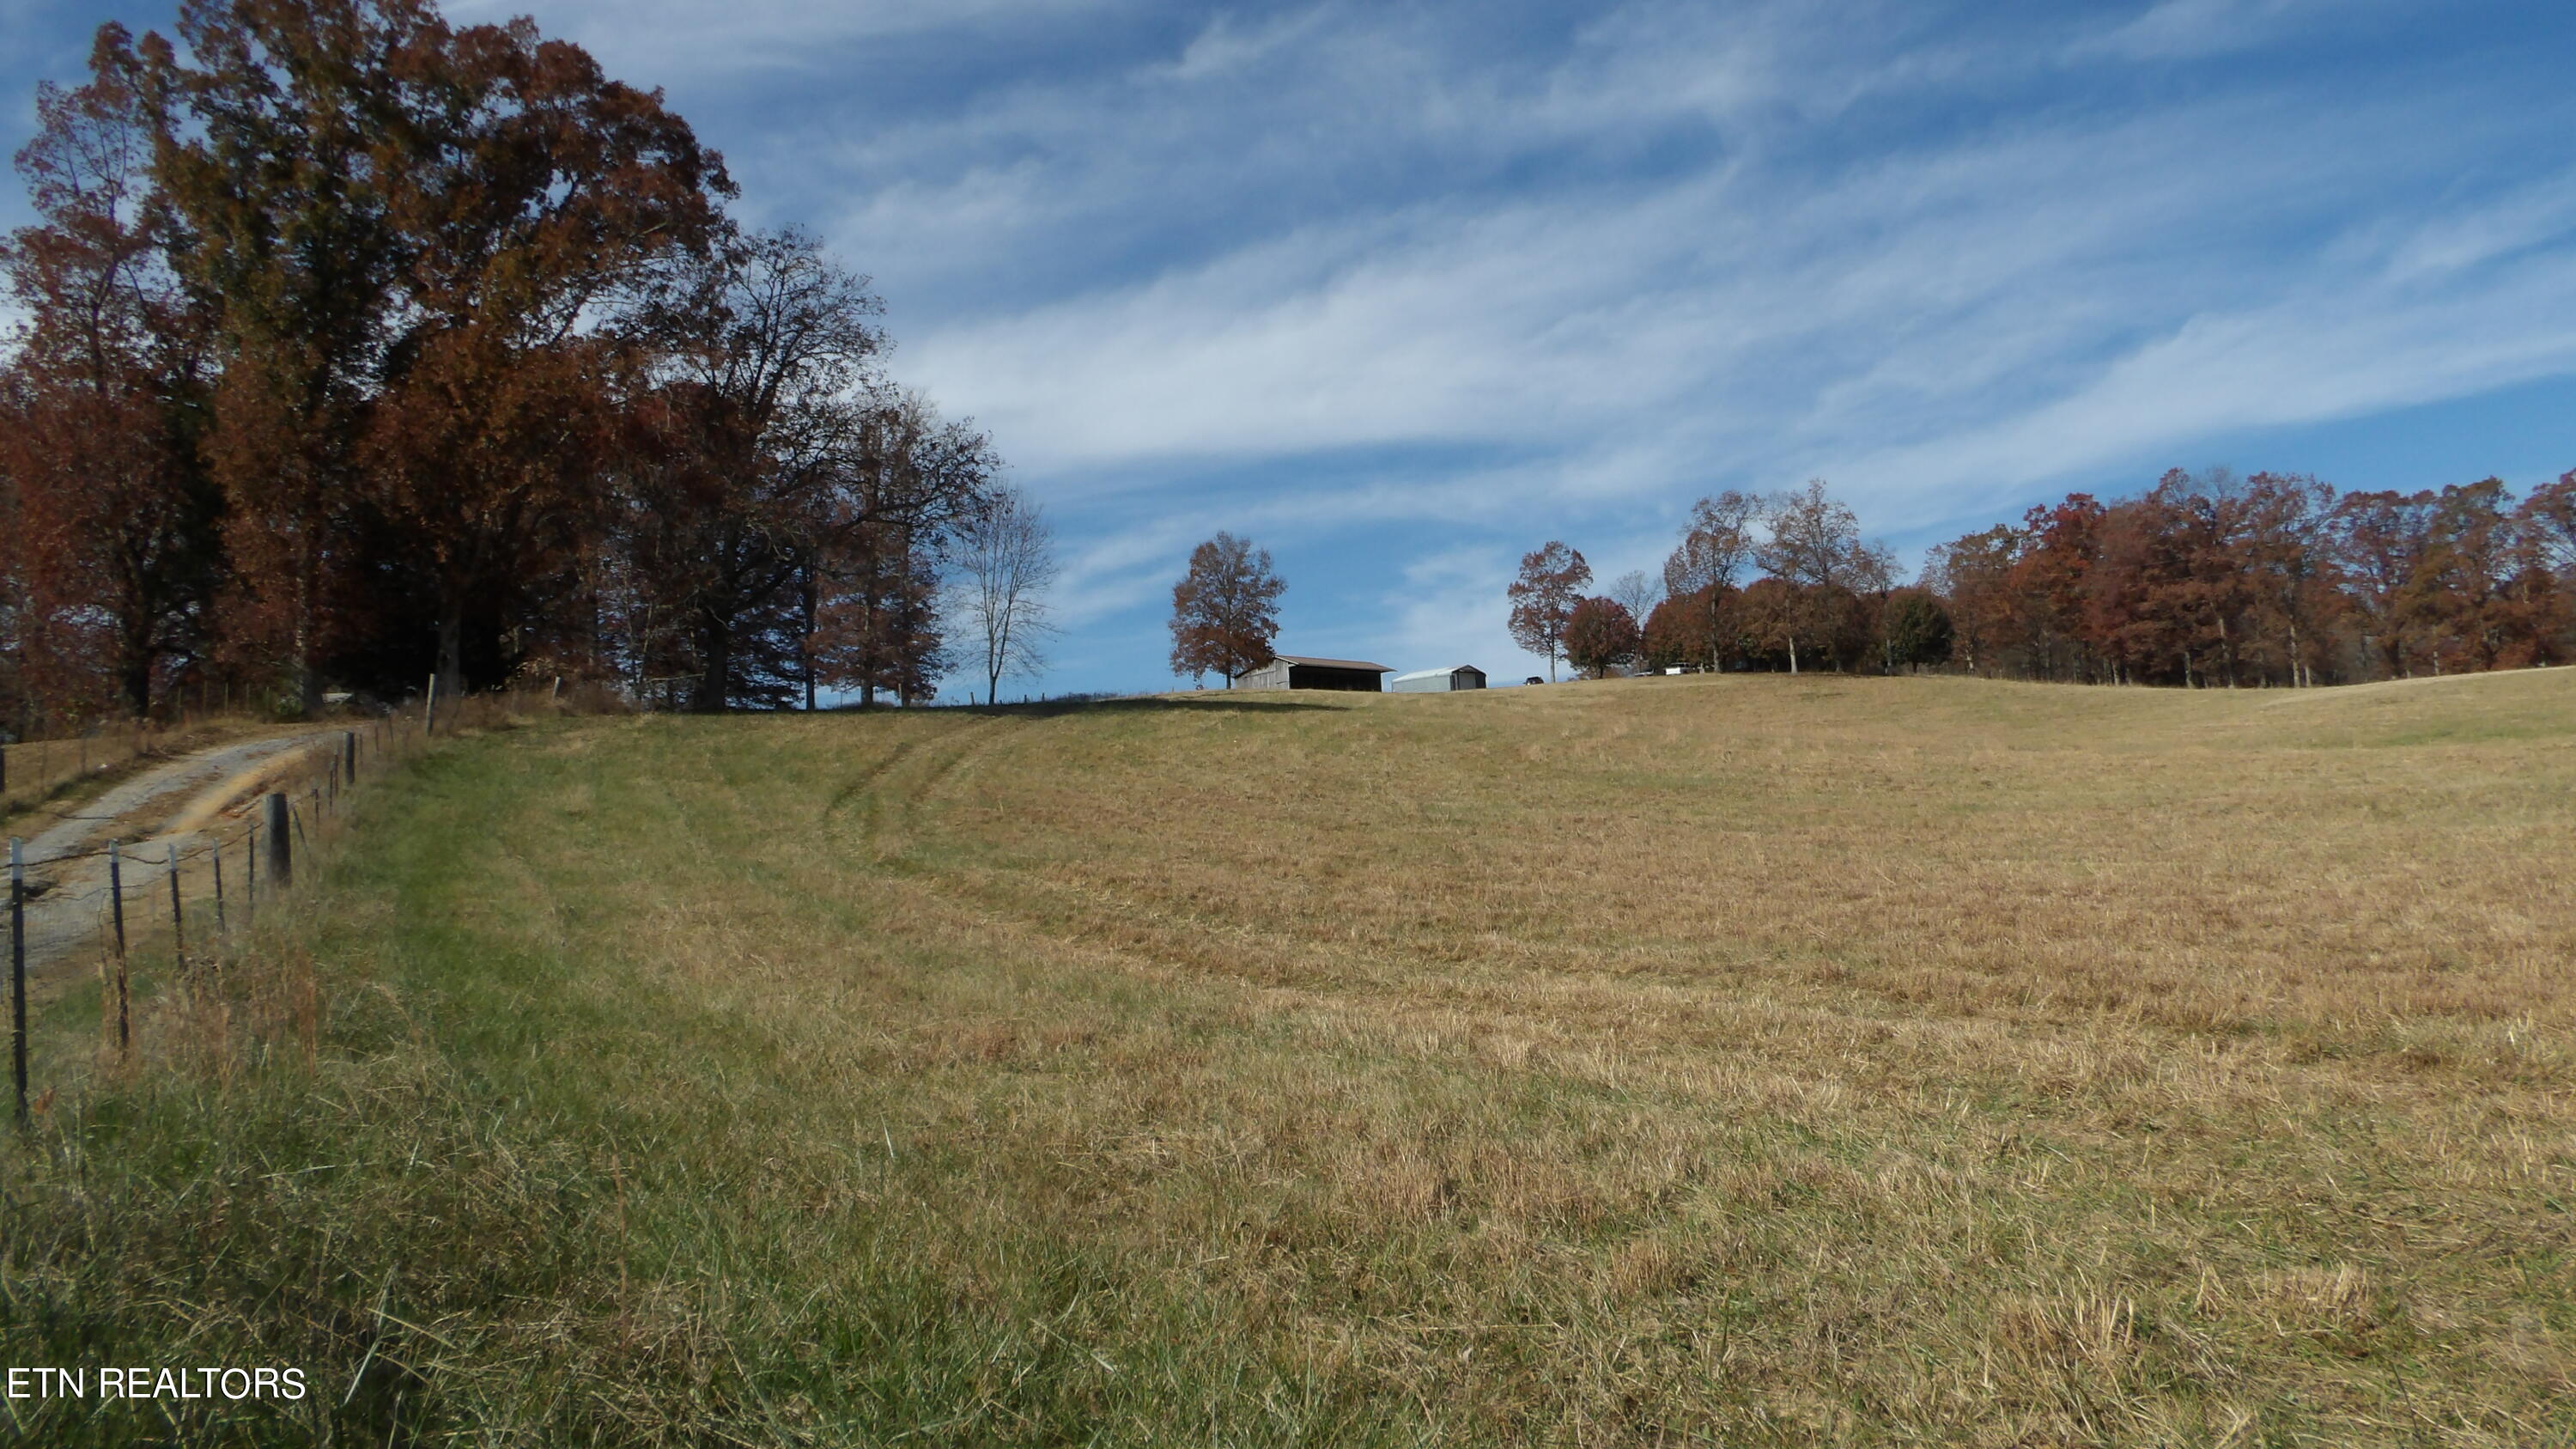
[
  {"xmin": 443, "ymin": 0, "xmax": 1116, "ymax": 80},
  {"xmin": 2069, "ymin": 0, "xmax": 2349, "ymax": 62}
]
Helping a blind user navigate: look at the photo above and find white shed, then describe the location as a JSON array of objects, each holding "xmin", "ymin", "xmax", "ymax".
[{"xmin": 1388, "ymin": 665, "xmax": 1487, "ymax": 693}]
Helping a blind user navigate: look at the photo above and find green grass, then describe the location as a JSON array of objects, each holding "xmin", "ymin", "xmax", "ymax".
[{"xmin": 3, "ymin": 671, "xmax": 2573, "ymax": 1446}]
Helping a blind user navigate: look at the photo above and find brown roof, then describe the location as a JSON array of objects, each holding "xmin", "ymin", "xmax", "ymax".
[{"xmin": 1273, "ymin": 654, "xmax": 1392, "ymax": 673}]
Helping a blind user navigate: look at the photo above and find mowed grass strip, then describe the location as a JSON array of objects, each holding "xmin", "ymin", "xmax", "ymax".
[{"xmin": 3, "ymin": 671, "xmax": 2573, "ymax": 1446}]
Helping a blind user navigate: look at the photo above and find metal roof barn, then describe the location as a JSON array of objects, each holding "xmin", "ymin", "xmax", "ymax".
[
  {"xmin": 1388, "ymin": 666, "xmax": 1486, "ymax": 692},
  {"xmin": 1240, "ymin": 655, "xmax": 1392, "ymax": 691}
]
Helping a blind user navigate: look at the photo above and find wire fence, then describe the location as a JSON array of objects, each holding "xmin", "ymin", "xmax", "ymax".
[
  {"xmin": 3, "ymin": 693, "xmax": 479, "ymax": 1126},
  {"xmin": 0, "ymin": 721, "xmax": 187, "ymax": 818}
]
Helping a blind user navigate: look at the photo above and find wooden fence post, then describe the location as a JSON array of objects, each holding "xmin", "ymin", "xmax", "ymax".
[
  {"xmin": 424, "ymin": 673, "xmax": 440, "ymax": 738},
  {"xmin": 213, "ymin": 837, "xmax": 228, "ymax": 934},
  {"xmin": 264, "ymin": 793, "xmax": 292, "ymax": 889}
]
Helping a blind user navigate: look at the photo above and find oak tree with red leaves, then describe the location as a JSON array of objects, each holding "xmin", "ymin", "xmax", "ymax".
[
  {"xmin": 1170, "ymin": 531, "xmax": 1284, "ymax": 686},
  {"xmin": 1506, "ymin": 540, "xmax": 1590, "ymax": 681},
  {"xmin": 1562, "ymin": 596, "xmax": 1640, "ymax": 679}
]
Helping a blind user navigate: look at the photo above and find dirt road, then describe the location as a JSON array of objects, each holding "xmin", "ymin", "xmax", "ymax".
[{"xmin": 9, "ymin": 731, "xmax": 340, "ymax": 977}]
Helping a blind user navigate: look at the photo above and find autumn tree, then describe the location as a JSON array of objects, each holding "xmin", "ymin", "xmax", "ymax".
[
  {"xmin": 811, "ymin": 521, "xmax": 945, "ymax": 706},
  {"xmin": 1, "ymin": 0, "xmax": 1005, "ymax": 728},
  {"xmin": 1641, "ymin": 588, "xmax": 1716, "ymax": 672},
  {"xmin": 1662, "ymin": 490, "xmax": 1756, "ymax": 668},
  {"xmin": 1747, "ymin": 480, "xmax": 1892, "ymax": 674},
  {"xmin": 355, "ymin": 7, "xmax": 729, "ymax": 703},
  {"xmin": 1562, "ymin": 597, "xmax": 1640, "ymax": 679},
  {"xmin": 2236, "ymin": 472, "xmax": 2339, "ymax": 686},
  {"xmin": 1506, "ymin": 540, "xmax": 1590, "ymax": 681},
  {"xmin": 119, "ymin": 2, "xmax": 422, "ymax": 709},
  {"xmin": 1880, "ymin": 588, "xmax": 1952, "ymax": 673},
  {"xmin": 2523, "ymin": 472, "xmax": 2576, "ymax": 581},
  {"xmin": 1920, "ymin": 525, "xmax": 2019, "ymax": 676},
  {"xmin": 1169, "ymin": 531, "xmax": 1284, "ymax": 685},
  {"xmin": 2327, "ymin": 489, "xmax": 2436, "ymax": 678},
  {"xmin": 1731, "ymin": 577, "xmax": 1805, "ymax": 673},
  {"xmin": 621, "ymin": 237, "xmax": 989, "ymax": 709},
  {"xmin": 2403, "ymin": 478, "xmax": 2523, "ymax": 672},
  {"xmin": 0, "ymin": 54, "xmax": 224, "ymax": 719}
]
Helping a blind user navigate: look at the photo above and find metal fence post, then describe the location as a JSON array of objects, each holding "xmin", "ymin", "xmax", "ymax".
[
  {"xmin": 264, "ymin": 792, "xmax": 292, "ymax": 890},
  {"xmin": 108, "ymin": 840, "xmax": 126, "ymax": 959},
  {"xmin": 167, "ymin": 841, "xmax": 185, "ymax": 965}
]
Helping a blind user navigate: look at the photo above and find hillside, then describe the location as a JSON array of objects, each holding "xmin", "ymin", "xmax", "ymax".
[{"xmin": 7, "ymin": 669, "xmax": 2573, "ymax": 1446}]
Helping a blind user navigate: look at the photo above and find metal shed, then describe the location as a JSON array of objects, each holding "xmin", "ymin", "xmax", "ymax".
[
  {"xmin": 1388, "ymin": 665, "xmax": 1487, "ymax": 693},
  {"xmin": 1240, "ymin": 654, "xmax": 1392, "ymax": 691}
]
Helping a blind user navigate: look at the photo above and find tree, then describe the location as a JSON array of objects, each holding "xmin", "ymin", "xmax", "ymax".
[
  {"xmin": 1641, "ymin": 587, "xmax": 1717, "ymax": 672},
  {"xmin": 355, "ymin": 8, "xmax": 728, "ymax": 703},
  {"xmin": 2328, "ymin": 488, "xmax": 2437, "ymax": 679},
  {"xmin": 1607, "ymin": 569, "xmax": 1662, "ymax": 626},
  {"xmin": 2522, "ymin": 471, "xmax": 2576, "ymax": 581},
  {"xmin": 0, "ymin": 0, "xmax": 1006, "ymax": 730},
  {"xmin": 1506, "ymin": 540, "xmax": 1590, "ymax": 681},
  {"xmin": 621, "ymin": 236, "xmax": 989, "ymax": 711},
  {"xmin": 1921, "ymin": 524, "xmax": 2020, "ymax": 677},
  {"xmin": 2404, "ymin": 478, "xmax": 2522, "ymax": 672},
  {"xmin": 1665, "ymin": 491, "xmax": 1760, "ymax": 597},
  {"xmin": 1169, "ymin": 531, "xmax": 1284, "ymax": 685},
  {"xmin": 811, "ymin": 521, "xmax": 945, "ymax": 706},
  {"xmin": 1732, "ymin": 577, "xmax": 1803, "ymax": 673},
  {"xmin": 1562, "ymin": 597, "xmax": 1640, "ymax": 679},
  {"xmin": 1664, "ymin": 490, "xmax": 1757, "ymax": 673},
  {"xmin": 123, "ymin": 1, "xmax": 420, "ymax": 710},
  {"xmin": 951, "ymin": 485, "xmax": 1057, "ymax": 705},
  {"xmin": 2237, "ymin": 472, "xmax": 2338, "ymax": 686},
  {"xmin": 1750, "ymin": 480, "xmax": 1892, "ymax": 675},
  {"xmin": 1, "ymin": 57, "xmax": 225, "ymax": 719},
  {"xmin": 1757, "ymin": 480, "xmax": 1893, "ymax": 596},
  {"xmin": 1880, "ymin": 588, "xmax": 1952, "ymax": 673}
]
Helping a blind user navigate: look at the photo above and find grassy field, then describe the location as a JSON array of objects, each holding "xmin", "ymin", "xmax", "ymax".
[{"xmin": 4, "ymin": 669, "xmax": 2573, "ymax": 1445}]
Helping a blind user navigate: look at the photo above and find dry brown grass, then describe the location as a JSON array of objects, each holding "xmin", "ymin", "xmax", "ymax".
[{"xmin": 9, "ymin": 668, "xmax": 2572, "ymax": 1445}]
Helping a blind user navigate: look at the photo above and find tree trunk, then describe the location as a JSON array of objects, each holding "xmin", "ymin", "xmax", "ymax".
[
  {"xmin": 436, "ymin": 600, "xmax": 465, "ymax": 706},
  {"xmin": 690, "ymin": 610, "xmax": 731, "ymax": 713},
  {"xmin": 118, "ymin": 643, "xmax": 154, "ymax": 722},
  {"xmin": 1787, "ymin": 636, "xmax": 1800, "ymax": 675},
  {"xmin": 799, "ymin": 569, "xmax": 819, "ymax": 712},
  {"xmin": 290, "ymin": 543, "xmax": 320, "ymax": 715}
]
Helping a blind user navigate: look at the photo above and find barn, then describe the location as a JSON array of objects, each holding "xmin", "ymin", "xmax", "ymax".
[
  {"xmin": 1388, "ymin": 665, "xmax": 1486, "ymax": 693},
  {"xmin": 1240, "ymin": 654, "xmax": 1392, "ymax": 691}
]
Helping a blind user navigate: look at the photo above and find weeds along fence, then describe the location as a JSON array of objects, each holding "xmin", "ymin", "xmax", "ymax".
[
  {"xmin": 1, "ymin": 685, "xmax": 573, "ymax": 1126},
  {"xmin": 0, "ymin": 721, "xmax": 189, "ymax": 819}
]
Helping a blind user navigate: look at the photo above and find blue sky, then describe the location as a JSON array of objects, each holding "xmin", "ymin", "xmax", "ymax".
[{"xmin": 9, "ymin": 0, "xmax": 2576, "ymax": 697}]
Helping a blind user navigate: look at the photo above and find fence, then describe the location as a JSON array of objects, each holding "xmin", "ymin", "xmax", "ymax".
[
  {"xmin": 3, "ymin": 698, "xmax": 462, "ymax": 1126},
  {"xmin": 0, "ymin": 721, "xmax": 181, "ymax": 818}
]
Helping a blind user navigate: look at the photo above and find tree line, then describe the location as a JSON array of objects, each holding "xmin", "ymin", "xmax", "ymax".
[
  {"xmin": 0, "ymin": 0, "xmax": 1053, "ymax": 734},
  {"xmin": 1514, "ymin": 468, "xmax": 2575, "ymax": 685}
]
